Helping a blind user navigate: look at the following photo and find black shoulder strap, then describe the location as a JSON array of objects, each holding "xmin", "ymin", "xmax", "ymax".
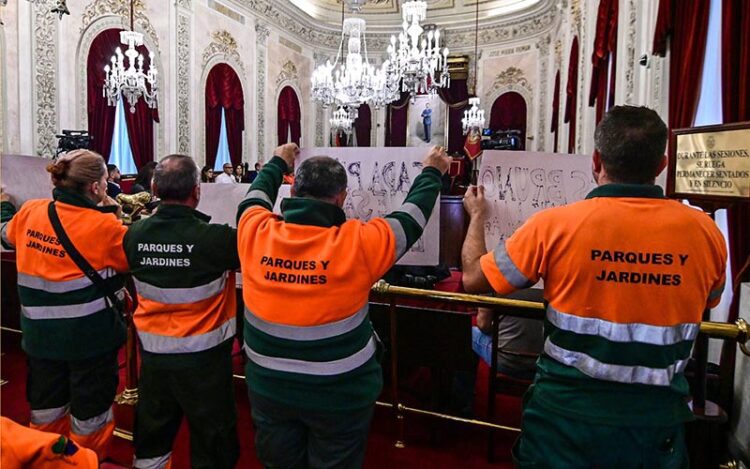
[{"xmin": 47, "ymin": 202, "xmax": 123, "ymax": 310}]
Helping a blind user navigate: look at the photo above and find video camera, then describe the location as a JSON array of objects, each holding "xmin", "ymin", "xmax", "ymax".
[
  {"xmin": 55, "ymin": 130, "xmax": 93, "ymax": 158},
  {"xmin": 480, "ymin": 129, "xmax": 523, "ymax": 151}
]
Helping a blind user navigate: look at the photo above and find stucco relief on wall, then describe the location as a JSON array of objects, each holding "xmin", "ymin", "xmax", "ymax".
[{"xmin": 32, "ymin": 2, "xmax": 59, "ymax": 158}]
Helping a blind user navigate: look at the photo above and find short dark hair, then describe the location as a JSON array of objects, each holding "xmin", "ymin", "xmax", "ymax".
[
  {"xmin": 107, "ymin": 164, "xmax": 118, "ymax": 175},
  {"xmin": 153, "ymin": 154, "xmax": 199, "ymax": 201},
  {"xmin": 293, "ymin": 156, "xmax": 347, "ymax": 200},
  {"xmin": 594, "ymin": 105, "xmax": 668, "ymax": 184}
]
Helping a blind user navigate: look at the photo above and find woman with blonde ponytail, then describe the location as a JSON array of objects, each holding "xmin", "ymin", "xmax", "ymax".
[{"xmin": 0, "ymin": 150, "xmax": 130, "ymax": 462}]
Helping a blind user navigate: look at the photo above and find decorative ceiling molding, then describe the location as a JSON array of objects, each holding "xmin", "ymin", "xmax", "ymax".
[
  {"xmin": 80, "ymin": 0, "xmax": 161, "ymax": 54},
  {"xmin": 228, "ymin": 0, "xmax": 556, "ymax": 52}
]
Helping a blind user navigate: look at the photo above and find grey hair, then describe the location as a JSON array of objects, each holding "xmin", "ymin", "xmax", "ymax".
[
  {"xmin": 292, "ymin": 156, "xmax": 348, "ymax": 200},
  {"xmin": 153, "ymin": 154, "xmax": 200, "ymax": 201}
]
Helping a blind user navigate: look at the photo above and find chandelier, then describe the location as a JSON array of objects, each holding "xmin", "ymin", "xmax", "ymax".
[
  {"xmin": 312, "ymin": 16, "xmax": 397, "ymax": 109},
  {"xmin": 329, "ymin": 106, "xmax": 355, "ymax": 133},
  {"xmin": 386, "ymin": 0, "xmax": 450, "ymax": 100},
  {"xmin": 462, "ymin": 98, "xmax": 486, "ymax": 133},
  {"xmin": 103, "ymin": 0, "xmax": 158, "ymax": 113},
  {"xmin": 463, "ymin": 0, "xmax": 486, "ymax": 134}
]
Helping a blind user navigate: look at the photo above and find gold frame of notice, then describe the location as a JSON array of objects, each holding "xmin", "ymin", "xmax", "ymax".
[{"xmin": 668, "ymin": 121, "xmax": 750, "ymax": 206}]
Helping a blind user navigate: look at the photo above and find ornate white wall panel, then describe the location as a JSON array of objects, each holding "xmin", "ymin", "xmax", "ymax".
[
  {"xmin": 176, "ymin": 1, "xmax": 192, "ymax": 154},
  {"xmin": 255, "ymin": 21, "xmax": 269, "ymax": 162},
  {"xmin": 31, "ymin": 2, "xmax": 58, "ymax": 157}
]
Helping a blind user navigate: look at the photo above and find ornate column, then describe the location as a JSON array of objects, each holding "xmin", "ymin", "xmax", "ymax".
[
  {"xmin": 255, "ymin": 21, "xmax": 269, "ymax": 162},
  {"xmin": 313, "ymin": 52, "xmax": 325, "ymax": 147},
  {"xmin": 175, "ymin": 0, "xmax": 192, "ymax": 154},
  {"xmin": 32, "ymin": 2, "xmax": 59, "ymax": 157},
  {"xmin": 535, "ymin": 34, "xmax": 551, "ymax": 151}
]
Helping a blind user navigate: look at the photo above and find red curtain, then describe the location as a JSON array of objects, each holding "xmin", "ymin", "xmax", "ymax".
[
  {"xmin": 652, "ymin": 0, "xmax": 710, "ymax": 130},
  {"xmin": 386, "ymin": 92, "xmax": 410, "ymax": 147},
  {"xmin": 205, "ymin": 63, "xmax": 245, "ymax": 167},
  {"xmin": 437, "ymin": 79, "xmax": 470, "ymax": 154},
  {"xmin": 564, "ymin": 37, "xmax": 580, "ymax": 153},
  {"xmin": 551, "ymin": 71, "xmax": 561, "ymax": 153},
  {"xmin": 87, "ymin": 29, "xmax": 121, "ymax": 160},
  {"xmin": 489, "ymin": 92, "xmax": 527, "ymax": 150},
  {"xmin": 722, "ymin": 0, "xmax": 750, "ymax": 324},
  {"xmin": 278, "ymin": 86, "xmax": 301, "ymax": 146},
  {"xmin": 354, "ymin": 104, "xmax": 372, "ymax": 147},
  {"xmin": 589, "ymin": 0, "xmax": 619, "ymax": 124}
]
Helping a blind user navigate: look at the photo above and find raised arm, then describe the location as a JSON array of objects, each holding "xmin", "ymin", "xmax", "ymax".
[
  {"xmin": 383, "ymin": 146, "xmax": 450, "ymax": 259},
  {"xmin": 236, "ymin": 143, "xmax": 299, "ymax": 222},
  {"xmin": 461, "ymin": 185, "xmax": 493, "ymax": 293}
]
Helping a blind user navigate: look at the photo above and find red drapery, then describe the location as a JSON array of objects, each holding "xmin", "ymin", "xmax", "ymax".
[
  {"xmin": 87, "ymin": 29, "xmax": 121, "ymax": 161},
  {"xmin": 652, "ymin": 0, "xmax": 710, "ymax": 130},
  {"xmin": 722, "ymin": 0, "xmax": 750, "ymax": 324},
  {"xmin": 551, "ymin": 71, "xmax": 561, "ymax": 152},
  {"xmin": 564, "ymin": 37, "xmax": 580, "ymax": 153},
  {"xmin": 489, "ymin": 92, "xmax": 527, "ymax": 150},
  {"xmin": 386, "ymin": 92, "xmax": 410, "ymax": 147},
  {"xmin": 354, "ymin": 104, "xmax": 372, "ymax": 147},
  {"xmin": 205, "ymin": 63, "xmax": 245, "ymax": 167},
  {"xmin": 589, "ymin": 0, "xmax": 619, "ymax": 124},
  {"xmin": 277, "ymin": 86, "xmax": 301, "ymax": 146},
  {"xmin": 437, "ymin": 79, "xmax": 470, "ymax": 154}
]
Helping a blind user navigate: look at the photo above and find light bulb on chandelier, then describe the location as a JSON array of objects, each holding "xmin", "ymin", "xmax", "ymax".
[
  {"xmin": 385, "ymin": 0, "xmax": 450, "ymax": 101},
  {"xmin": 102, "ymin": 0, "xmax": 158, "ymax": 113}
]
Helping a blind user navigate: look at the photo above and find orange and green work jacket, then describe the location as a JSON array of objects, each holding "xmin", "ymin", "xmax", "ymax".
[
  {"xmin": 237, "ymin": 156, "xmax": 443, "ymax": 412},
  {"xmin": 0, "ymin": 189, "xmax": 128, "ymax": 360},
  {"xmin": 123, "ymin": 204, "xmax": 239, "ymax": 367},
  {"xmin": 480, "ymin": 183, "xmax": 727, "ymax": 426},
  {"xmin": 0, "ymin": 417, "xmax": 98, "ymax": 468}
]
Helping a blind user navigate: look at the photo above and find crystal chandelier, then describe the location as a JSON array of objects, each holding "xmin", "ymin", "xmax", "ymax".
[
  {"xmin": 312, "ymin": 16, "xmax": 397, "ymax": 109},
  {"xmin": 463, "ymin": 0, "xmax": 486, "ymax": 134},
  {"xmin": 462, "ymin": 98, "xmax": 486, "ymax": 133},
  {"xmin": 386, "ymin": 0, "xmax": 450, "ymax": 100},
  {"xmin": 329, "ymin": 106, "xmax": 355, "ymax": 133},
  {"xmin": 103, "ymin": 0, "xmax": 158, "ymax": 113}
]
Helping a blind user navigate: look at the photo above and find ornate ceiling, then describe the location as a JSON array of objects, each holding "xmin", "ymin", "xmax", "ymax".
[{"xmin": 285, "ymin": 0, "xmax": 544, "ymax": 29}]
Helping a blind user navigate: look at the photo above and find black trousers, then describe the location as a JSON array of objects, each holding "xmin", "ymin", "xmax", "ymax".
[
  {"xmin": 27, "ymin": 350, "xmax": 119, "ymax": 420},
  {"xmin": 248, "ymin": 391, "xmax": 374, "ymax": 469},
  {"xmin": 133, "ymin": 345, "xmax": 239, "ymax": 469}
]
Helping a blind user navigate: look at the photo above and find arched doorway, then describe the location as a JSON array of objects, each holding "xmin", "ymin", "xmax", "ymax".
[
  {"xmin": 277, "ymin": 86, "xmax": 301, "ymax": 146},
  {"xmin": 205, "ymin": 63, "xmax": 245, "ymax": 170},
  {"xmin": 489, "ymin": 92, "xmax": 527, "ymax": 150},
  {"xmin": 86, "ymin": 28, "xmax": 159, "ymax": 173}
]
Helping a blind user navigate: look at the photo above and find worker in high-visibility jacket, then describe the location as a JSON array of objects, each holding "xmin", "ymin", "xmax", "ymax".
[
  {"xmin": 123, "ymin": 154, "xmax": 239, "ymax": 469},
  {"xmin": 1, "ymin": 416, "xmax": 98, "ymax": 468},
  {"xmin": 0, "ymin": 150, "xmax": 129, "ymax": 461},
  {"xmin": 237, "ymin": 143, "xmax": 451, "ymax": 468},
  {"xmin": 462, "ymin": 106, "xmax": 727, "ymax": 467}
]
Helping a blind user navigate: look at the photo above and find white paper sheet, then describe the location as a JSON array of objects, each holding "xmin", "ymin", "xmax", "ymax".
[{"xmin": 1, "ymin": 154, "xmax": 55, "ymax": 207}]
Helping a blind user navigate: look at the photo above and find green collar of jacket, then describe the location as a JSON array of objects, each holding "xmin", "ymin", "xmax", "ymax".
[
  {"xmin": 281, "ymin": 197, "xmax": 346, "ymax": 228},
  {"xmin": 154, "ymin": 203, "xmax": 211, "ymax": 222},
  {"xmin": 53, "ymin": 188, "xmax": 119, "ymax": 214},
  {"xmin": 585, "ymin": 183, "xmax": 665, "ymax": 200}
]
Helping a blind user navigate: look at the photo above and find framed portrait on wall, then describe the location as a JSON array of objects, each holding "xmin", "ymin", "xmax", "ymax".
[{"xmin": 406, "ymin": 95, "xmax": 447, "ymax": 147}]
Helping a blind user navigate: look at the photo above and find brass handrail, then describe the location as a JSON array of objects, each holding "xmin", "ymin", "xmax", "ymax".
[{"xmin": 371, "ymin": 280, "xmax": 750, "ymax": 355}]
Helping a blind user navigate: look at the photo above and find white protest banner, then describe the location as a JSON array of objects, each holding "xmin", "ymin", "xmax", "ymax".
[
  {"xmin": 276, "ymin": 147, "xmax": 440, "ymax": 265},
  {"xmin": 479, "ymin": 150, "xmax": 596, "ymax": 250},
  {"xmin": 196, "ymin": 182, "xmax": 251, "ymax": 227},
  {"xmin": 1, "ymin": 154, "xmax": 55, "ymax": 207}
]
